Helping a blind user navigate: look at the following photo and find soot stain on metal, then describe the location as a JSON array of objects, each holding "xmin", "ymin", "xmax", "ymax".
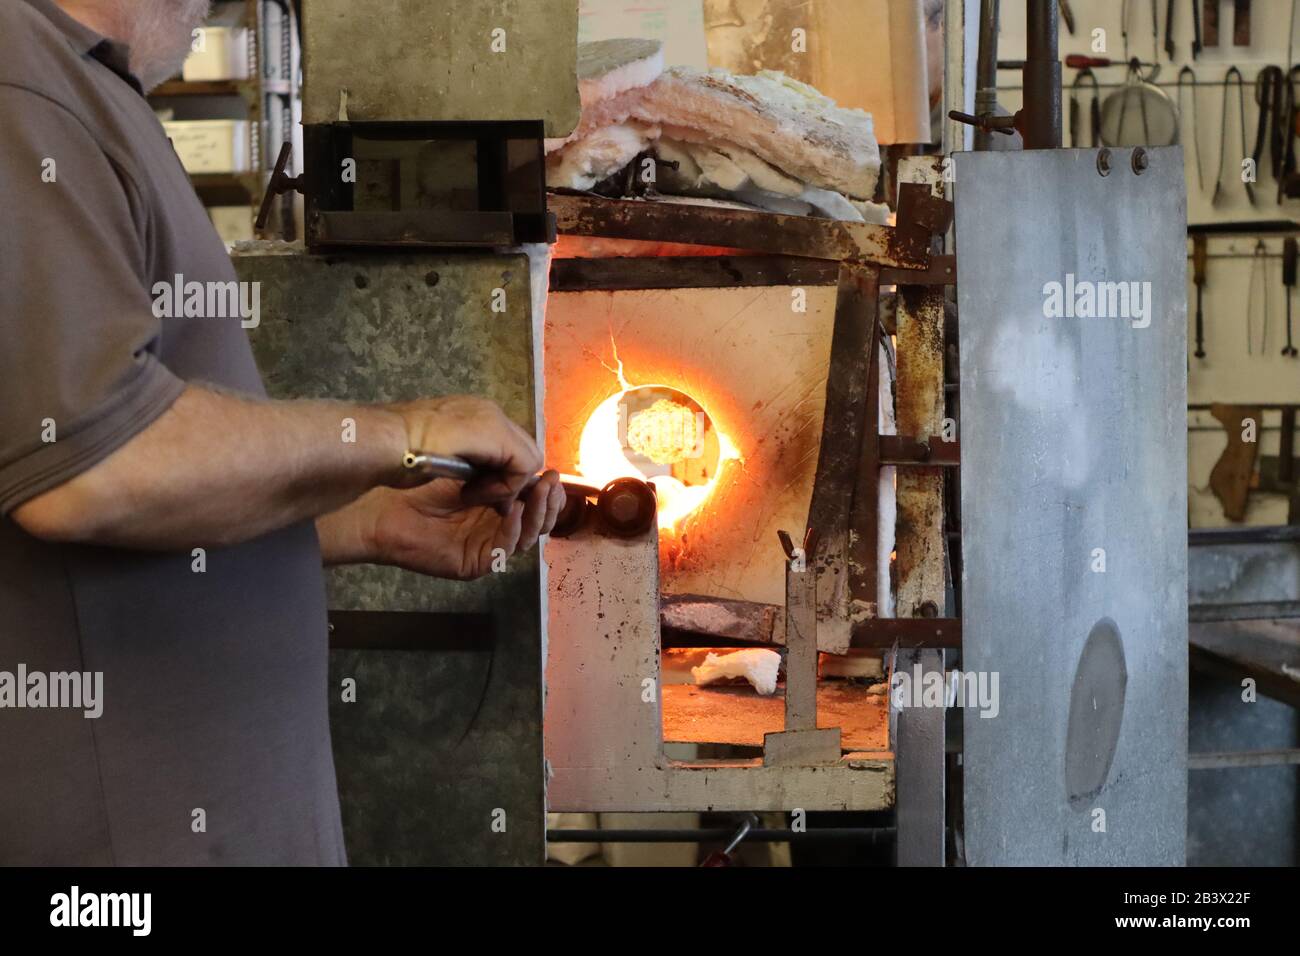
[{"xmin": 1065, "ymin": 617, "xmax": 1128, "ymax": 809}]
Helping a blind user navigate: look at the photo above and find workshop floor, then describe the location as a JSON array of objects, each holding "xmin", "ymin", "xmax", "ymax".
[{"xmin": 661, "ymin": 682, "xmax": 890, "ymax": 753}]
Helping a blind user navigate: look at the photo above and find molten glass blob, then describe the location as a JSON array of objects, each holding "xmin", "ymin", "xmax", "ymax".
[
  {"xmin": 577, "ymin": 385, "xmax": 739, "ymax": 531},
  {"xmin": 626, "ymin": 398, "xmax": 701, "ymax": 465}
]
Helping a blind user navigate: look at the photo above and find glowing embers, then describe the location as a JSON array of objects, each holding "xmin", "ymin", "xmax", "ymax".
[{"xmin": 577, "ymin": 384, "xmax": 739, "ymax": 532}]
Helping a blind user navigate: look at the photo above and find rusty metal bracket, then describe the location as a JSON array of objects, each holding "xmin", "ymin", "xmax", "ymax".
[
  {"xmin": 893, "ymin": 183, "xmax": 955, "ymax": 263},
  {"xmin": 255, "ymin": 141, "xmax": 303, "ymax": 232},
  {"xmin": 879, "ymin": 436, "xmax": 961, "ymax": 467},
  {"xmin": 551, "ymin": 192, "xmax": 927, "ymax": 267},
  {"xmin": 880, "ymin": 254, "xmax": 956, "ymax": 287},
  {"xmin": 804, "ymin": 263, "xmax": 882, "ymax": 654},
  {"xmin": 851, "ymin": 617, "xmax": 962, "ymax": 649}
]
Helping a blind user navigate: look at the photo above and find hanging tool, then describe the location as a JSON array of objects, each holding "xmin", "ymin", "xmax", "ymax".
[
  {"xmin": 1247, "ymin": 239, "xmax": 1270, "ymax": 354},
  {"xmin": 1284, "ymin": 238, "xmax": 1298, "ymax": 356},
  {"xmin": 1252, "ymin": 66, "xmax": 1286, "ymax": 191},
  {"xmin": 1153, "ymin": 0, "xmax": 1161, "ymax": 61},
  {"xmin": 1255, "ymin": 406, "xmax": 1300, "ymax": 520},
  {"xmin": 1213, "ymin": 66, "xmax": 1255, "ymax": 206},
  {"xmin": 1168, "ymin": 0, "xmax": 1203, "ymax": 59},
  {"xmin": 1280, "ymin": 67, "xmax": 1300, "ymax": 199},
  {"xmin": 699, "ymin": 813, "xmax": 759, "ymax": 867},
  {"xmin": 1071, "ymin": 69, "xmax": 1101, "ymax": 148},
  {"xmin": 1290, "ymin": 0, "xmax": 1298, "ymax": 73},
  {"xmin": 1192, "ymin": 235, "xmax": 1208, "ymax": 359},
  {"xmin": 1065, "ymin": 54, "xmax": 1157, "ymax": 70},
  {"xmin": 1060, "ymin": 0, "xmax": 1076, "ymax": 35},
  {"xmin": 1233, "ymin": 0, "xmax": 1251, "ymax": 46},
  {"xmin": 1122, "ymin": 0, "xmax": 1132, "ymax": 60},
  {"xmin": 1179, "ymin": 66, "xmax": 1204, "ymax": 193},
  {"xmin": 1102, "ymin": 59, "xmax": 1178, "ymax": 146}
]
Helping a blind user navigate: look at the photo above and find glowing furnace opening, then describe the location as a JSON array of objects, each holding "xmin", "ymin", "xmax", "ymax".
[{"xmin": 577, "ymin": 384, "xmax": 739, "ymax": 531}]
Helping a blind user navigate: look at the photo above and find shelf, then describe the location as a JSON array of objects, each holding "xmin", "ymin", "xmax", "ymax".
[
  {"xmin": 151, "ymin": 79, "xmax": 243, "ymax": 96},
  {"xmin": 189, "ymin": 172, "xmax": 266, "ymax": 206},
  {"xmin": 149, "ymin": 78, "xmax": 292, "ymax": 97}
]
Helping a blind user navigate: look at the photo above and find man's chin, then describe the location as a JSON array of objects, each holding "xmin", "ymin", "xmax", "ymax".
[
  {"xmin": 132, "ymin": 0, "xmax": 213, "ymax": 92},
  {"xmin": 137, "ymin": 55, "xmax": 189, "ymax": 93}
]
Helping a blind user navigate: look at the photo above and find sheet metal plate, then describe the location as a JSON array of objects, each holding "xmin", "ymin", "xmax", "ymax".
[
  {"xmin": 303, "ymin": 0, "xmax": 579, "ymax": 137},
  {"xmin": 954, "ymin": 148, "xmax": 1187, "ymax": 865},
  {"xmin": 236, "ymin": 249, "xmax": 546, "ymax": 865}
]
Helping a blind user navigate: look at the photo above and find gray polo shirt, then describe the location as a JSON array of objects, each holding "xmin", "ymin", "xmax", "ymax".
[{"xmin": 0, "ymin": 0, "xmax": 345, "ymax": 864}]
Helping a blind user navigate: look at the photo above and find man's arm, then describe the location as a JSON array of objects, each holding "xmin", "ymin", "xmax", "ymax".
[
  {"xmin": 1, "ymin": 86, "xmax": 554, "ymax": 565},
  {"xmin": 12, "ymin": 385, "xmax": 544, "ymax": 553}
]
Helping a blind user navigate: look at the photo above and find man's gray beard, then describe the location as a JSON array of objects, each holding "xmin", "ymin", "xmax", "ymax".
[{"xmin": 126, "ymin": 0, "xmax": 214, "ymax": 91}]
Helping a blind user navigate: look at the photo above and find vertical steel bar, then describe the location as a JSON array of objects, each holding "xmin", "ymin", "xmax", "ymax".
[
  {"xmin": 784, "ymin": 553, "xmax": 819, "ymax": 732},
  {"xmin": 893, "ymin": 156, "xmax": 950, "ymax": 867},
  {"xmin": 974, "ymin": 0, "xmax": 1001, "ymax": 150},
  {"xmin": 1023, "ymin": 0, "xmax": 1063, "ymax": 149}
]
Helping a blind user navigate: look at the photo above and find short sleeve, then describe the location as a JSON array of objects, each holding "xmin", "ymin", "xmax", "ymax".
[{"xmin": 0, "ymin": 85, "xmax": 184, "ymax": 514}]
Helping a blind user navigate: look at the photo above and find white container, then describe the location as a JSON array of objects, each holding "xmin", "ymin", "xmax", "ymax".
[
  {"xmin": 163, "ymin": 119, "xmax": 250, "ymax": 174},
  {"xmin": 182, "ymin": 26, "xmax": 250, "ymax": 81}
]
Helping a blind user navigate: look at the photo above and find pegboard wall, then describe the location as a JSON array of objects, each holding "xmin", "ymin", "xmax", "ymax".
[{"xmin": 995, "ymin": 0, "xmax": 1300, "ymax": 526}]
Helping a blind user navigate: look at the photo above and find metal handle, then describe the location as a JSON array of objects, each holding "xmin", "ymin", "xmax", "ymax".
[
  {"xmin": 402, "ymin": 452, "xmax": 480, "ymax": 482},
  {"xmin": 401, "ymin": 452, "xmax": 547, "ymax": 495}
]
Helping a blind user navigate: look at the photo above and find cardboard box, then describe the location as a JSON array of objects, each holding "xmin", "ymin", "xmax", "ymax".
[
  {"xmin": 182, "ymin": 26, "xmax": 251, "ymax": 81},
  {"xmin": 163, "ymin": 119, "xmax": 251, "ymax": 174}
]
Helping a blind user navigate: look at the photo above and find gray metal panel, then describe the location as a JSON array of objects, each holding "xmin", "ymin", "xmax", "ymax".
[
  {"xmin": 894, "ymin": 648, "xmax": 946, "ymax": 865},
  {"xmin": 954, "ymin": 148, "xmax": 1188, "ymax": 865},
  {"xmin": 235, "ymin": 248, "xmax": 546, "ymax": 865}
]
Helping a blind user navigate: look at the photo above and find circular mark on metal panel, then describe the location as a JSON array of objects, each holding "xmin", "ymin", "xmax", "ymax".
[{"xmin": 1065, "ymin": 617, "xmax": 1127, "ymax": 809}]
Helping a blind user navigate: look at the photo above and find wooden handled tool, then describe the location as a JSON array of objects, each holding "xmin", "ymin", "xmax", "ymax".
[
  {"xmin": 1233, "ymin": 0, "xmax": 1251, "ymax": 46},
  {"xmin": 1065, "ymin": 54, "xmax": 1156, "ymax": 69},
  {"xmin": 1192, "ymin": 234, "xmax": 1208, "ymax": 359},
  {"xmin": 1284, "ymin": 237, "xmax": 1298, "ymax": 356}
]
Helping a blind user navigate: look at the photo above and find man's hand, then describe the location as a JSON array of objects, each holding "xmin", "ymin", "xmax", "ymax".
[
  {"xmin": 318, "ymin": 470, "xmax": 565, "ymax": 579},
  {"xmin": 390, "ymin": 396, "xmax": 545, "ymax": 508}
]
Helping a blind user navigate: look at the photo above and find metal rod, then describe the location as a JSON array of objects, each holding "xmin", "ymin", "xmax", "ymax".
[
  {"xmin": 974, "ymin": 0, "xmax": 1002, "ymax": 150},
  {"xmin": 1023, "ymin": 0, "xmax": 1063, "ymax": 148},
  {"xmin": 1189, "ymin": 524, "xmax": 1300, "ymax": 545},
  {"xmin": 1187, "ymin": 403, "xmax": 1300, "ymax": 410},
  {"xmin": 1189, "ymin": 220, "xmax": 1300, "ymax": 237},
  {"xmin": 546, "ymin": 827, "xmax": 897, "ymax": 844},
  {"xmin": 1188, "ymin": 748, "xmax": 1300, "ymax": 770},
  {"xmin": 1000, "ymin": 77, "xmax": 1282, "ymax": 91},
  {"xmin": 1189, "ymin": 253, "xmax": 1288, "ymax": 260},
  {"xmin": 403, "ymin": 451, "xmax": 545, "ymax": 494},
  {"xmin": 402, "ymin": 452, "xmax": 478, "ymax": 482},
  {"xmin": 1190, "ymin": 600, "xmax": 1300, "ymax": 622}
]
